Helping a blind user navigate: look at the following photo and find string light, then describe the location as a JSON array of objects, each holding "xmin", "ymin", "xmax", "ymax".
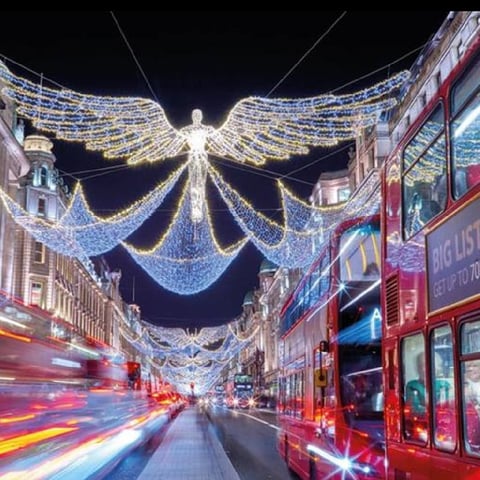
[
  {"xmin": 0, "ymin": 161, "xmax": 381, "ymax": 294},
  {"xmin": 123, "ymin": 179, "xmax": 248, "ymax": 295},
  {"xmin": 0, "ymin": 60, "xmax": 405, "ymax": 297},
  {"xmin": 209, "ymin": 164, "xmax": 381, "ymax": 267},
  {"xmin": 386, "ymin": 231, "xmax": 425, "ymax": 272},
  {"xmin": 0, "ymin": 62, "xmax": 408, "ymax": 167},
  {"xmin": 0, "ymin": 164, "xmax": 185, "ymax": 257},
  {"xmin": 0, "ymin": 61, "xmax": 412, "ymax": 393},
  {"xmin": 142, "ymin": 320, "xmax": 259, "ymax": 394}
]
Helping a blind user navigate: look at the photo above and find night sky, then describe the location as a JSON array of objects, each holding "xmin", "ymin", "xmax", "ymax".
[{"xmin": 0, "ymin": 11, "xmax": 449, "ymax": 328}]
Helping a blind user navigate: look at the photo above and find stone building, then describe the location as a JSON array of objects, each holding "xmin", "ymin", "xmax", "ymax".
[
  {"xmin": 0, "ymin": 89, "xmax": 30, "ymax": 295},
  {"xmin": 10, "ymin": 134, "xmax": 113, "ymax": 343}
]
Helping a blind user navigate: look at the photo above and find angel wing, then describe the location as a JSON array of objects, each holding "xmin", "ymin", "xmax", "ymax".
[
  {"xmin": 207, "ymin": 71, "xmax": 409, "ymax": 165},
  {"xmin": 0, "ymin": 62, "xmax": 185, "ymax": 164}
]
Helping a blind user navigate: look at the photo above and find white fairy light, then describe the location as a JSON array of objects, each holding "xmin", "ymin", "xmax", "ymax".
[
  {"xmin": 0, "ymin": 61, "xmax": 406, "ymax": 297},
  {"xmin": 140, "ymin": 320, "xmax": 258, "ymax": 394},
  {"xmin": 0, "ymin": 164, "xmax": 185, "ymax": 257},
  {"xmin": 123, "ymin": 178, "xmax": 248, "ymax": 295}
]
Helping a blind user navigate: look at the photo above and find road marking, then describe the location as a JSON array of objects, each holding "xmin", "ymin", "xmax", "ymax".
[{"xmin": 228, "ymin": 409, "xmax": 280, "ymax": 431}]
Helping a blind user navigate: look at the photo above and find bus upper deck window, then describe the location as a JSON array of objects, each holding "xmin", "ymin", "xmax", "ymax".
[
  {"xmin": 402, "ymin": 104, "xmax": 446, "ymax": 238},
  {"xmin": 451, "ymin": 55, "xmax": 480, "ymax": 199}
]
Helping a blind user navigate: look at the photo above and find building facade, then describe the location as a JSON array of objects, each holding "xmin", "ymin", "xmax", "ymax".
[
  {"xmin": 0, "ymin": 90, "xmax": 30, "ymax": 296},
  {"xmin": 10, "ymin": 135, "xmax": 113, "ymax": 343},
  {"xmin": 309, "ymin": 168, "xmax": 350, "ymax": 206},
  {"xmin": 0, "ymin": 109, "xmax": 152, "ymax": 370},
  {"xmin": 258, "ymin": 262, "xmax": 302, "ymax": 400}
]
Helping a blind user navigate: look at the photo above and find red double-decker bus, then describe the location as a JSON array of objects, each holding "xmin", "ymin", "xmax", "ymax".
[
  {"xmin": 381, "ymin": 29, "xmax": 480, "ymax": 478},
  {"xmin": 278, "ymin": 213, "xmax": 383, "ymax": 479}
]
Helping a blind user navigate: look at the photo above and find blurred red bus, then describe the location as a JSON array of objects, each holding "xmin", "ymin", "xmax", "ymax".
[{"xmin": 0, "ymin": 327, "xmax": 86, "ymax": 383}]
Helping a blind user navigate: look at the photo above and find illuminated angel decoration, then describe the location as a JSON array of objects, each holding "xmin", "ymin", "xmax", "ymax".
[{"xmin": 0, "ymin": 61, "xmax": 408, "ymax": 294}]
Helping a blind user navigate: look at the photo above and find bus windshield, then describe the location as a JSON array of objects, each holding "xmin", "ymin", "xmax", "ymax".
[
  {"xmin": 339, "ymin": 223, "xmax": 380, "ymax": 282},
  {"xmin": 234, "ymin": 373, "xmax": 253, "ymax": 397},
  {"xmin": 337, "ymin": 283, "xmax": 383, "ymax": 424}
]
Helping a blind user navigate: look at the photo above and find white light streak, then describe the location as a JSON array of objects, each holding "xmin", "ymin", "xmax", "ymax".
[{"xmin": 340, "ymin": 278, "xmax": 381, "ymax": 311}]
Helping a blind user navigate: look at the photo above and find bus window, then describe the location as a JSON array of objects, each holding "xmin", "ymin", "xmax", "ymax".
[
  {"xmin": 337, "ymin": 284, "xmax": 383, "ymax": 425},
  {"xmin": 402, "ymin": 105, "xmax": 446, "ymax": 238},
  {"xmin": 402, "ymin": 334, "xmax": 428, "ymax": 444},
  {"xmin": 452, "ymin": 54, "xmax": 480, "ymax": 115},
  {"xmin": 461, "ymin": 320, "xmax": 480, "ymax": 354},
  {"xmin": 451, "ymin": 55, "xmax": 480, "ymax": 199},
  {"xmin": 295, "ymin": 370, "xmax": 304, "ymax": 419},
  {"xmin": 461, "ymin": 320, "xmax": 480, "ymax": 455},
  {"xmin": 403, "ymin": 105, "xmax": 444, "ymax": 170},
  {"xmin": 431, "ymin": 325, "xmax": 456, "ymax": 451},
  {"xmin": 283, "ymin": 357, "xmax": 305, "ymax": 418},
  {"xmin": 462, "ymin": 359, "xmax": 480, "ymax": 455},
  {"xmin": 339, "ymin": 224, "xmax": 380, "ymax": 282}
]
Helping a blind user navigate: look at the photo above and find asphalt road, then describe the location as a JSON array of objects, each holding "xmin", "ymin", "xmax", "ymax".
[
  {"xmin": 206, "ymin": 406, "xmax": 298, "ymax": 480},
  {"xmin": 107, "ymin": 405, "xmax": 297, "ymax": 480}
]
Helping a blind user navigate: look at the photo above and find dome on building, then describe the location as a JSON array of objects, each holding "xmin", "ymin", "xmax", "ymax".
[
  {"xmin": 259, "ymin": 258, "xmax": 278, "ymax": 274},
  {"xmin": 24, "ymin": 135, "xmax": 54, "ymax": 154},
  {"xmin": 242, "ymin": 290, "xmax": 254, "ymax": 306}
]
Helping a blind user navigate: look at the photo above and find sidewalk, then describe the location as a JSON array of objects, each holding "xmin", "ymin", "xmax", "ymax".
[{"xmin": 137, "ymin": 407, "xmax": 241, "ymax": 480}]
